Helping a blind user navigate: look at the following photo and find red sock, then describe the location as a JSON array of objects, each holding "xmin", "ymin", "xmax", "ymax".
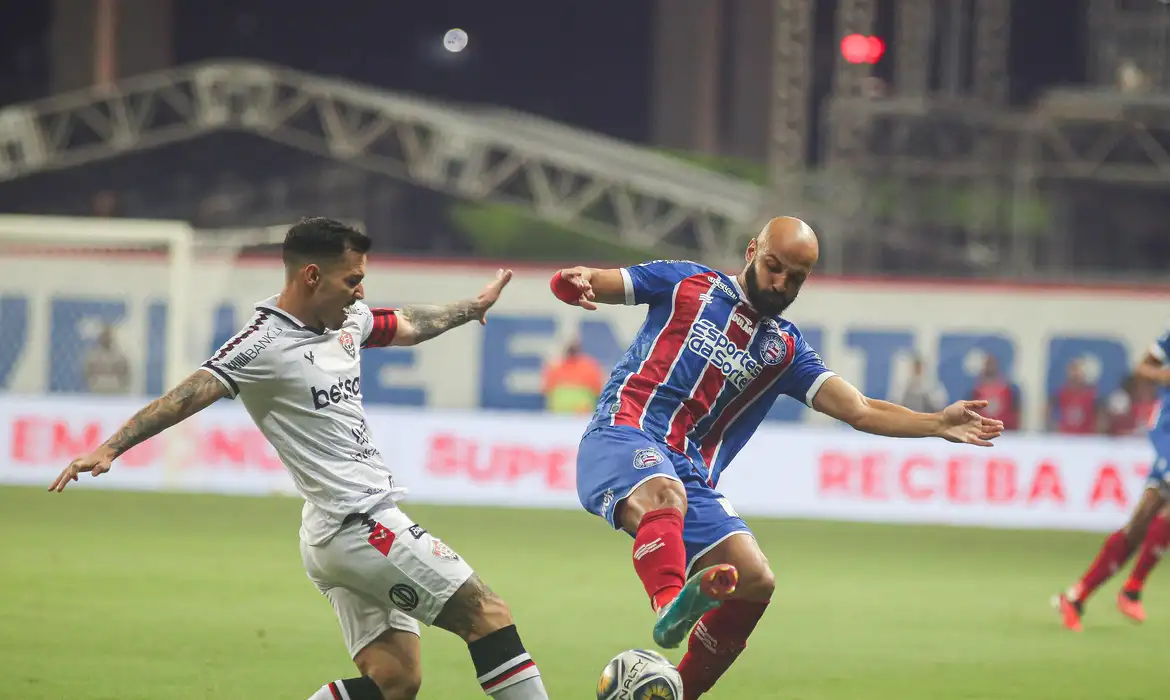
[
  {"xmin": 632, "ymin": 508, "xmax": 686, "ymax": 612},
  {"xmin": 1126, "ymin": 515, "xmax": 1170, "ymax": 592},
  {"xmin": 676, "ymin": 599, "xmax": 769, "ymax": 700},
  {"xmin": 1072, "ymin": 530, "xmax": 1135, "ymax": 601}
]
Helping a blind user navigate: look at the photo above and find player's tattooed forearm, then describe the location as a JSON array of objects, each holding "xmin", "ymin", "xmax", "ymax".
[
  {"xmin": 102, "ymin": 372, "xmax": 222, "ymax": 458},
  {"xmin": 398, "ymin": 300, "xmax": 478, "ymax": 343}
]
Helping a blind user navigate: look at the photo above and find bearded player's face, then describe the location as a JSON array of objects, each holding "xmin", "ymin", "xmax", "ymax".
[
  {"xmin": 743, "ymin": 252, "xmax": 802, "ymax": 316},
  {"xmin": 311, "ymin": 250, "xmax": 367, "ymax": 331}
]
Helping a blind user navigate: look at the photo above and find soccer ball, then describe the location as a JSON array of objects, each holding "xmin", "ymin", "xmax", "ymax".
[{"xmin": 596, "ymin": 648, "xmax": 684, "ymax": 700}]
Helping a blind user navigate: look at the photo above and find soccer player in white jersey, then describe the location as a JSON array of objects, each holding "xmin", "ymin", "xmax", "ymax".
[{"xmin": 50, "ymin": 218, "xmax": 550, "ymax": 700}]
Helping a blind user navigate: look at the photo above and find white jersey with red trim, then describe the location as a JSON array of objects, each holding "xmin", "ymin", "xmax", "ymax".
[{"xmin": 200, "ymin": 295, "xmax": 401, "ymax": 545}]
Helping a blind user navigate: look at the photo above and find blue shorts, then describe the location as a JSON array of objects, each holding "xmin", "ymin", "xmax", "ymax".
[
  {"xmin": 1148, "ymin": 433, "xmax": 1170, "ymax": 495},
  {"xmin": 576, "ymin": 425, "xmax": 753, "ymax": 575}
]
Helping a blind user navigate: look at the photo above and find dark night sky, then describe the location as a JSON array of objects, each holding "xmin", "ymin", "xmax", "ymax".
[
  {"xmin": 0, "ymin": 0, "xmax": 1089, "ymax": 143},
  {"xmin": 0, "ymin": 0, "xmax": 1098, "ymax": 242},
  {"xmin": 174, "ymin": 0, "xmax": 658, "ymax": 143}
]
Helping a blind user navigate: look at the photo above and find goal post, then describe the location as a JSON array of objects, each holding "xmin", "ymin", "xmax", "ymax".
[
  {"xmin": 0, "ymin": 214, "xmax": 290, "ymax": 399},
  {"xmin": 0, "ymin": 215, "xmax": 196, "ymax": 392}
]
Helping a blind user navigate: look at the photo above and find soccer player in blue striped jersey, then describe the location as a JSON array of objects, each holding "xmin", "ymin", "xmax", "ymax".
[
  {"xmin": 550, "ymin": 217, "xmax": 1003, "ymax": 699},
  {"xmin": 1053, "ymin": 326, "xmax": 1170, "ymax": 631}
]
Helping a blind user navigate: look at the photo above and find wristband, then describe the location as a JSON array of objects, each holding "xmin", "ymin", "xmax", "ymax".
[{"xmin": 550, "ymin": 272, "xmax": 582, "ymax": 304}]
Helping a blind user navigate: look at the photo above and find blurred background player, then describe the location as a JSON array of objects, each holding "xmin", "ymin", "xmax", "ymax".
[
  {"xmin": 894, "ymin": 353, "xmax": 948, "ymax": 414},
  {"xmin": 550, "ymin": 217, "xmax": 1003, "ymax": 699},
  {"xmin": 82, "ymin": 324, "xmax": 131, "ymax": 395},
  {"xmin": 1053, "ymin": 326, "xmax": 1170, "ymax": 630},
  {"xmin": 50, "ymin": 218, "xmax": 550, "ymax": 700},
  {"xmin": 541, "ymin": 337, "xmax": 605, "ymax": 414}
]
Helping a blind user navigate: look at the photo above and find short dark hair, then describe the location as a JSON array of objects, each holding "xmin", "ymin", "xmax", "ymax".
[{"xmin": 282, "ymin": 217, "xmax": 372, "ymax": 267}]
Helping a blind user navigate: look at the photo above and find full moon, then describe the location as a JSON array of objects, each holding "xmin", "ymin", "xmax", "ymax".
[{"xmin": 443, "ymin": 29, "xmax": 468, "ymax": 53}]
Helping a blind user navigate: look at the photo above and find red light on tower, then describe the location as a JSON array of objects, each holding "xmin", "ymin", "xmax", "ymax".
[{"xmin": 841, "ymin": 34, "xmax": 885, "ymax": 64}]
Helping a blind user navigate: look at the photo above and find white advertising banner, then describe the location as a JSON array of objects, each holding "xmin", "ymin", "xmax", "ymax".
[
  {"xmin": 2, "ymin": 244, "xmax": 1170, "ymax": 431},
  {"xmin": 1, "ymin": 397, "xmax": 1155, "ymax": 533}
]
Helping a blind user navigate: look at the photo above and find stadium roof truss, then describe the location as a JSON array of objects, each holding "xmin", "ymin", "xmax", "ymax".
[
  {"xmin": 825, "ymin": 93, "xmax": 1170, "ymax": 184},
  {"xmin": 815, "ymin": 91, "xmax": 1170, "ymax": 276},
  {"xmin": 0, "ymin": 60, "xmax": 765, "ymax": 266}
]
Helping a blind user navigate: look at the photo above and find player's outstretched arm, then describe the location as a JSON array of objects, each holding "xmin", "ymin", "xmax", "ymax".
[
  {"xmin": 549, "ymin": 266, "xmax": 627, "ymax": 310},
  {"xmin": 49, "ymin": 370, "xmax": 229, "ymax": 492},
  {"xmin": 392, "ymin": 268, "xmax": 513, "ymax": 346},
  {"xmin": 811, "ymin": 375, "xmax": 1004, "ymax": 446}
]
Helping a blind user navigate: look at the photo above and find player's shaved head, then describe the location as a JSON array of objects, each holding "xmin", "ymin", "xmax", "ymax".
[
  {"xmin": 738, "ymin": 216, "xmax": 819, "ymax": 316},
  {"xmin": 755, "ymin": 216, "xmax": 819, "ymax": 267},
  {"xmin": 282, "ymin": 217, "xmax": 372, "ymax": 270}
]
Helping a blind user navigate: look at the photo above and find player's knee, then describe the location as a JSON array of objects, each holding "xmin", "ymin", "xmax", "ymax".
[
  {"xmin": 737, "ymin": 564, "xmax": 776, "ymax": 601},
  {"xmin": 1123, "ymin": 488, "xmax": 1167, "ymax": 543},
  {"xmin": 434, "ymin": 575, "xmax": 515, "ymax": 643},
  {"xmin": 620, "ymin": 477, "xmax": 687, "ymax": 531},
  {"xmin": 1121, "ymin": 524, "xmax": 1146, "ymax": 548},
  {"xmin": 727, "ymin": 541, "xmax": 775, "ymax": 601}
]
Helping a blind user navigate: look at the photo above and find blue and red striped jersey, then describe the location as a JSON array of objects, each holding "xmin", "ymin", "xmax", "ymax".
[
  {"xmin": 1148, "ymin": 326, "xmax": 1170, "ymax": 434},
  {"xmin": 586, "ymin": 260, "xmax": 836, "ymax": 486}
]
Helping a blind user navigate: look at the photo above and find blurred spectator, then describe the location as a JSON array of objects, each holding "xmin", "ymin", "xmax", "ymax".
[
  {"xmin": 541, "ymin": 338, "xmax": 605, "ymax": 415},
  {"xmin": 92, "ymin": 190, "xmax": 117, "ymax": 218},
  {"xmin": 83, "ymin": 325, "xmax": 130, "ymax": 395},
  {"xmin": 894, "ymin": 354, "xmax": 948, "ymax": 414},
  {"xmin": 1102, "ymin": 373, "xmax": 1158, "ymax": 436},
  {"xmin": 970, "ymin": 355, "xmax": 1021, "ymax": 431},
  {"xmin": 1049, "ymin": 358, "xmax": 1098, "ymax": 435},
  {"xmin": 1103, "ymin": 374, "xmax": 1137, "ymax": 436}
]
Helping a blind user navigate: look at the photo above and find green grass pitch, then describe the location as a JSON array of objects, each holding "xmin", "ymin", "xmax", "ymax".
[{"xmin": 0, "ymin": 485, "xmax": 1163, "ymax": 699}]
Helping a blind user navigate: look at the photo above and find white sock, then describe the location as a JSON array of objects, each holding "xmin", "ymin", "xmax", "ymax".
[
  {"xmin": 307, "ymin": 677, "xmax": 382, "ymax": 700},
  {"xmin": 486, "ymin": 674, "xmax": 548, "ymax": 700},
  {"xmin": 468, "ymin": 625, "xmax": 548, "ymax": 699}
]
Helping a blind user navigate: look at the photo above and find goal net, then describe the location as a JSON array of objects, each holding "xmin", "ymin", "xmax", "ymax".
[
  {"xmin": 0, "ymin": 214, "xmax": 313, "ymax": 491},
  {"xmin": 0, "ymin": 215, "xmax": 294, "ymax": 399}
]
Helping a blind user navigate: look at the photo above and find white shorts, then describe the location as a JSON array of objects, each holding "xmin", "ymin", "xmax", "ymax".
[{"xmin": 300, "ymin": 504, "xmax": 475, "ymax": 658}]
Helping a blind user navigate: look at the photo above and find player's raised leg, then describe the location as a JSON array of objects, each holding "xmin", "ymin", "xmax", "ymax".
[
  {"xmin": 1118, "ymin": 501, "xmax": 1170, "ymax": 622},
  {"xmin": 618, "ymin": 476, "xmax": 738, "ymax": 649},
  {"xmin": 672, "ymin": 492, "xmax": 770, "ymax": 700},
  {"xmin": 618, "ymin": 476, "xmax": 690, "ymax": 611},
  {"xmin": 1054, "ymin": 485, "xmax": 1166, "ymax": 630},
  {"xmin": 576, "ymin": 426, "xmax": 737, "ymax": 649}
]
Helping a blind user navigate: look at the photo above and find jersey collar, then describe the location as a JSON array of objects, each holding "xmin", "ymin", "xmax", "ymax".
[
  {"xmin": 728, "ymin": 275, "xmax": 749, "ymax": 305},
  {"xmin": 255, "ymin": 296, "xmax": 324, "ymax": 334}
]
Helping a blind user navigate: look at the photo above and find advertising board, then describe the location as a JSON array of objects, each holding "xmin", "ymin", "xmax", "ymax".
[
  {"xmin": 1, "ymin": 397, "xmax": 1153, "ymax": 533},
  {"xmin": 3, "ymin": 252, "xmax": 1168, "ymax": 432}
]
